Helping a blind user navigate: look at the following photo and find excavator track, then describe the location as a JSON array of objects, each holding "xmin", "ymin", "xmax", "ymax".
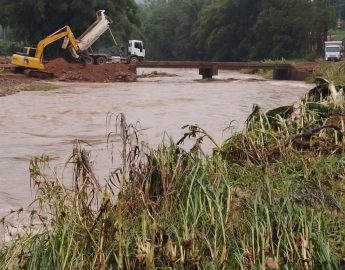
[{"xmin": 23, "ymin": 69, "xmax": 55, "ymax": 79}]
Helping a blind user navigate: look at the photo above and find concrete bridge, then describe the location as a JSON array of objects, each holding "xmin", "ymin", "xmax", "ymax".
[{"xmin": 134, "ymin": 61, "xmax": 300, "ymax": 80}]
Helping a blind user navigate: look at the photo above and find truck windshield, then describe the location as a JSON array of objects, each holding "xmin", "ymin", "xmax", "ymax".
[{"xmin": 326, "ymin": 47, "xmax": 340, "ymax": 52}]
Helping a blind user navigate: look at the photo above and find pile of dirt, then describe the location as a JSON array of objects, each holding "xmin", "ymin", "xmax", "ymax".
[{"xmin": 45, "ymin": 58, "xmax": 136, "ymax": 82}]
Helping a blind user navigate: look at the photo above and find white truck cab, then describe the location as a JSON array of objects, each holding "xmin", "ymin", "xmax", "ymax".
[
  {"xmin": 128, "ymin": 40, "xmax": 145, "ymax": 63},
  {"xmin": 324, "ymin": 41, "xmax": 343, "ymax": 61}
]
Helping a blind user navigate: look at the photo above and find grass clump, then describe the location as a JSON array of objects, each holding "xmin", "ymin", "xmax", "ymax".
[
  {"xmin": 138, "ymin": 71, "xmax": 178, "ymax": 78},
  {"xmin": 239, "ymin": 68, "xmax": 273, "ymax": 79},
  {"xmin": 20, "ymin": 82, "xmax": 59, "ymax": 92},
  {"xmin": 1, "ymin": 81, "xmax": 345, "ymax": 269},
  {"xmin": 308, "ymin": 61, "xmax": 345, "ymax": 85}
]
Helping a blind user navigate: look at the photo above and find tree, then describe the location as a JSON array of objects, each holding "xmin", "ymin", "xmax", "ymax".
[
  {"xmin": 311, "ymin": 0, "xmax": 336, "ymax": 52},
  {"xmin": 141, "ymin": 0, "xmax": 177, "ymax": 60},
  {"xmin": 193, "ymin": 0, "xmax": 261, "ymax": 61},
  {"xmin": 141, "ymin": 0, "xmax": 210, "ymax": 60},
  {"xmin": 332, "ymin": 0, "xmax": 345, "ymax": 21},
  {"xmin": 141, "ymin": 0, "xmax": 335, "ymax": 61},
  {"xmin": 252, "ymin": 0, "xmax": 314, "ymax": 59},
  {"xmin": 193, "ymin": 0, "xmax": 334, "ymax": 60}
]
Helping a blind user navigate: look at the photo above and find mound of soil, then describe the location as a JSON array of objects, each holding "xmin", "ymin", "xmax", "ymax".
[{"xmin": 45, "ymin": 58, "xmax": 136, "ymax": 82}]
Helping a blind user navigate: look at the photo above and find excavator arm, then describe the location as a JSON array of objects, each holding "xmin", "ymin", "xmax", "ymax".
[
  {"xmin": 11, "ymin": 26, "xmax": 80, "ymax": 70},
  {"xmin": 34, "ymin": 26, "xmax": 79, "ymax": 59}
]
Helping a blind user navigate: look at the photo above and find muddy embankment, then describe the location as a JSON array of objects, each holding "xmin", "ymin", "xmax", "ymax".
[
  {"xmin": 290, "ymin": 62, "xmax": 316, "ymax": 80},
  {"xmin": 0, "ymin": 57, "xmax": 136, "ymax": 95},
  {"xmin": 45, "ymin": 58, "xmax": 136, "ymax": 82}
]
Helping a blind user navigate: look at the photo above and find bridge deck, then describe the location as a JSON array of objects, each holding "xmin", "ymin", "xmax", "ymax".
[{"xmin": 137, "ymin": 61, "xmax": 292, "ymax": 70}]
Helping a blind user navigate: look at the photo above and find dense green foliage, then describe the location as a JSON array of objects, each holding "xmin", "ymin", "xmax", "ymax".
[
  {"xmin": 0, "ymin": 0, "xmax": 340, "ymax": 60},
  {"xmin": 333, "ymin": 0, "xmax": 345, "ymax": 20},
  {"xmin": 0, "ymin": 40, "xmax": 22, "ymax": 55},
  {"xmin": 193, "ymin": 0, "xmax": 261, "ymax": 61},
  {"xmin": 253, "ymin": 0, "xmax": 314, "ymax": 59},
  {"xmin": 141, "ymin": 0, "xmax": 337, "ymax": 60},
  {"xmin": 1, "ymin": 80, "xmax": 345, "ymax": 268},
  {"xmin": 141, "ymin": 0, "xmax": 210, "ymax": 60}
]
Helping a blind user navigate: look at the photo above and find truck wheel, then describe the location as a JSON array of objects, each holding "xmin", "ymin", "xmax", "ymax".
[
  {"xmin": 83, "ymin": 56, "xmax": 94, "ymax": 65},
  {"xmin": 129, "ymin": 56, "xmax": 139, "ymax": 64},
  {"xmin": 96, "ymin": 56, "xmax": 107, "ymax": 65}
]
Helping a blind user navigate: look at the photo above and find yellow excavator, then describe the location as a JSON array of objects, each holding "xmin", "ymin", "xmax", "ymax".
[
  {"xmin": 11, "ymin": 26, "xmax": 79, "ymax": 72},
  {"xmin": 11, "ymin": 10, "xmax": 145, "ymax": 77},
  {"xmin": 11, "ymin": 10, "xmax": 112, "ymax": 76}
]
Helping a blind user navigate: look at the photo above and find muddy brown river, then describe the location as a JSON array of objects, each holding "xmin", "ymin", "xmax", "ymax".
[{"xmin": 0, "ymin": 68, "xmax": 311, "ymax": 216}]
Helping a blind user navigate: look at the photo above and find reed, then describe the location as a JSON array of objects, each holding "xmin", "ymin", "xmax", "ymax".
[{"xmin": 308, "ymin": 61, "xmax": 345, "ymax": 85}]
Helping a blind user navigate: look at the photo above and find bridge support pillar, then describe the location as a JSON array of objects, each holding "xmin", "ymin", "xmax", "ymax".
[
  {"xmin": 273, "ymin": 67, "xmax": 292, "ymax": 80},
  {"xmin": 199, "ymin": 65, "xmax": 218, "ymax": 79}
]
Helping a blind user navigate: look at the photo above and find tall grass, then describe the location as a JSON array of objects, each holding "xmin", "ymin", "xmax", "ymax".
[
  {"xmin": 308, "ymin": 62, "xmax": 345, "ymax": 85},
  {"xmin": 1, "ymin": 82, "xmax": 345, "ymax": 269}
]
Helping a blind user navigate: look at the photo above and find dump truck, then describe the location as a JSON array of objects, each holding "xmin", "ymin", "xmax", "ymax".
[
  {"xmin": 11, "ymin": 10, "xmax": 145, "ymax": 74},
  {"xmin": 69, "ymin": 10, "xmax": 145, "ymax": 65},
  {"xmin": 324, "ymin": 41, "xmax": 343, "ymax": 61}
]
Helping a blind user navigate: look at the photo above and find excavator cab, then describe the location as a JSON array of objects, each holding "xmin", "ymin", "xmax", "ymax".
[
  {"xmin": 24, "ymin": 47, "xmax": 36, "ymax": 57},
  {"xmin": 15, "ymin": 47, "xmax": 36, "ymax": 57},
  {"xmin": 11, "ymin": 46, "xmax": 44, "ymax": 70}
]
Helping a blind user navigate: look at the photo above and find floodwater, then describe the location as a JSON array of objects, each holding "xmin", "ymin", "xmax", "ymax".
[{"xmin": 0, "ymin": 68, "xmax": 311, "ymax": 216}]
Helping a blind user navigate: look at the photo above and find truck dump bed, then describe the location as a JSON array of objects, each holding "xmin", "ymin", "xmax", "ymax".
[{"xmin": 77, "ymin": 10, "xmax": 111, "ymax": 52}]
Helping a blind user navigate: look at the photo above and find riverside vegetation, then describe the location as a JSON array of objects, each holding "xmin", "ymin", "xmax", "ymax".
[
  {"xmin": 1, "ymin": 75, "xmax": 345, "ymax": 269},
  {"xmin": 0, "ymin": 0, "xmax": 343, "ymax": 61}
]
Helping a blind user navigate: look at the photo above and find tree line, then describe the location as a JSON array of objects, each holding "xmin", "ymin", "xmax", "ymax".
[
  {"xmin": 141, "ymin": 0, "xmax": 338, "ymax": 61},
  {"xmin": 0, "ymin": 0, "xmax": 343, "ymax": 61}
]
